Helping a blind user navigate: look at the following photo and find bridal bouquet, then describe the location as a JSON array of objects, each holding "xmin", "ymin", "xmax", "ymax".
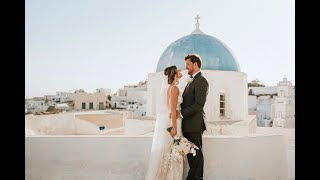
[{"xmin": 165, "ymin": 136, "xmax": 199, "ymax": 164}]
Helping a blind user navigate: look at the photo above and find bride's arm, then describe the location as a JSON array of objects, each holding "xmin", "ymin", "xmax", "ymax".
[{"xmin": 169, "ymin": 86, "xmax": 179, "ymax": 137}]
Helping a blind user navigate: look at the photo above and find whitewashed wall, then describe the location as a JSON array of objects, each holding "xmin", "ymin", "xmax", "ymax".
[
  {"xmin": 256, "ymin": 127, "xmax": 295, "ymax": 144},
  {"xmin": 256, "ymin": 96, "xmax": 274, "ymax": 120},
  {"xmin": 249, "ymin": 87, "xmax": 277, "ymax": 95},
  {"xmin": 25, "ymin": 112, "xmax": 127, "ymax": 135},
  {"xmin": 25, "ymin": 114, "xmax": 77, "ymax": 135},
  {"xmin": 26, "ymin": 135, "xmax": 291, "ymax": 180},
  {"xmin": 124, "ymin": 119, "xmax": 155, "ymax": 136},
  {"xmin": 126, "ymin": 90, "xmax": 147, "ymax": 104},
  {"xmin": 248, "ymin": 95, "xmax": 257, "ymax": 110},
  {"xmin": 287, "ymin": 144, "xmax": 295, "ymax": 180}
]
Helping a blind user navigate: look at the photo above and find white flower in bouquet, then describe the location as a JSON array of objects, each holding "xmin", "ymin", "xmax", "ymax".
[
  {"xmin": 179, "ymin": 137, "xmax": 192, "ymax": 154},
  {"xmin": 162, "ymin": 135, "xmax": 201, "ymax": 171}
]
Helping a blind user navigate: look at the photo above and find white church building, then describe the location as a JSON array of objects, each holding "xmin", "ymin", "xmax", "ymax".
[{"xmin": 147, "ymin": 15, "xmax": 248, "ymax": 122}]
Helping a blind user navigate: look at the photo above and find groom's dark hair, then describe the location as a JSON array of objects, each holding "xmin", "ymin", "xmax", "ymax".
[{"xmin": 184, "ymin": 54, "xmax": 202, "ymax": 68}]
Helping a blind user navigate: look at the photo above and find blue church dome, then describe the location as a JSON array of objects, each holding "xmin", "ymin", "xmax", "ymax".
[{"xmin": 156, "ymin": 18, "xmax": 240, "ymax": 72}]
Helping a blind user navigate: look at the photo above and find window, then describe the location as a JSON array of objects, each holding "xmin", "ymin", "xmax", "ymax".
[
  {"xmin": 99, "ymin": 102, "xmax": 104, "ymax": 110},
  {"xmin": 82, "ymin": 102, "xmax": 86, "ymax": 109},
  {"xmin": 220, "ymin": 94, "xmax": 225, "ymax": 117},
  {"xmin": 280, "ymin": 90, "xmax": 284, "ymax": 97},
  {"xmin": 89, "ymin": 102, "xmax": 94, "ymax": 109}
]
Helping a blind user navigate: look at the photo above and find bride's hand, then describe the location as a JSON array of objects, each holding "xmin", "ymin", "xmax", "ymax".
[
  {"xmin": 170, "ymin": 127, "xmax": 177, "ymax": 137},
  {"xmin": 176, "ymin": 110, "xmax": 181, "ymax": 118}
]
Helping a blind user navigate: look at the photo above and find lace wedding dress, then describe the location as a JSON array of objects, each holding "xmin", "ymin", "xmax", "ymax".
[{"xmin": 145, "ymin": 80, "xmax": 189, "ymax": 180}]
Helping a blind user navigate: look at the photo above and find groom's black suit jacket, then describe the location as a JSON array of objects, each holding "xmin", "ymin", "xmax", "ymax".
[{"xmin": 181, "ymin": 72, "xmax": 209, "ymax": 132}]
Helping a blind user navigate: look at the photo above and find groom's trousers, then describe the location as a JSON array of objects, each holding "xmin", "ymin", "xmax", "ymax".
[{"xmin": 183, "ymin": 132, "xmax": 203, "ymax": 180}]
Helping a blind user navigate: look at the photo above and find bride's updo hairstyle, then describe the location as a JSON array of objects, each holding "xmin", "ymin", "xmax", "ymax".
[{"xmin": 164, "ymin": 65, "xmax": 178, "ymax": 84}]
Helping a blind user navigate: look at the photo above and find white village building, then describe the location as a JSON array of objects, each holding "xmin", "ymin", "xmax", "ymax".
[
  {"xmin": 112, "ymin": 81, "xmax": 147, "ymax": 115},
  {"xmin": 70, "ymin": 88, "xmax": 112, "ymax": 110},
  {"xmin": 272, "ymin": 77, "xmax": 295, "ymax": 128},
  {"xmin": 247, "ymin": 77, "xmax": 295, "ymax": 128}
]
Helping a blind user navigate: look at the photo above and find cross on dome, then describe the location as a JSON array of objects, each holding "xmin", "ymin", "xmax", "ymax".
[{"xmin": 191, "ymin": 15, "xmax": 204, "ymax": 34}]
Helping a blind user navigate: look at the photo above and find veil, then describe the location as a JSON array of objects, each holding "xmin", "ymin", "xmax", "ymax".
[
  {"xmin": 145, "ymin": 75, "xmax": 172, "ymax": 179},
  {"xmin": 151, "ymin": 75, "xmax": 171, "ymax": 151}
]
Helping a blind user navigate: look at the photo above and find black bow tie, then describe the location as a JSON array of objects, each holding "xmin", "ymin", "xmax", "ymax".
[{"xmin": 189, "ymin": 75, "xmax": 193, "ymax": 78}]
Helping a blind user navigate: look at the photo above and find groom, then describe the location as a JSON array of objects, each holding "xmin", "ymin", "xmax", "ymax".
[{"xmin": 177, "ymin": 54, "xmax": 208, "ymax": 180}]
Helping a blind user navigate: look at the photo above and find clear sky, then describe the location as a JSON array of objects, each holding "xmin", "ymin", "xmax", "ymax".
[{"xmin": 25, "ymin": 0, "xmax": 295, "ymax": 98}]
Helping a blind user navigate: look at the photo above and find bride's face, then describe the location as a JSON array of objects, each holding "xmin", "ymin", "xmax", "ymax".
[{"xmin": 175, "ymin": 69, "xmax": 182, "ymax": 79}]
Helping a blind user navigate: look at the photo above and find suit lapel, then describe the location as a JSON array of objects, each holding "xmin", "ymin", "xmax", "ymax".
[
  {"xmin": 182, "ymin": 83, "xmax": 189, "ymax": 96},
  {"xmin": 182, "ymin": 72, "xmax": 202, "ymax": 97}
]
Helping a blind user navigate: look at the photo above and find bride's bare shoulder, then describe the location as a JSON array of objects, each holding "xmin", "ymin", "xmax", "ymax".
[{"xmin": 169, "ymin": 85, "xmax": 180, "ymax": 96}]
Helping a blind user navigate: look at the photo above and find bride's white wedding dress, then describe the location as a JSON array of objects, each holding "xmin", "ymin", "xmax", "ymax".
[{"xmin": 145, "ymin": 81, "xmax": 189, "ymax": 180}]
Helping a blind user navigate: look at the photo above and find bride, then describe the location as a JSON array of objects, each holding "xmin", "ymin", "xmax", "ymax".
[{"xmin": 145, "ymin": 65, "xmax": 188, "ymax": 180}]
